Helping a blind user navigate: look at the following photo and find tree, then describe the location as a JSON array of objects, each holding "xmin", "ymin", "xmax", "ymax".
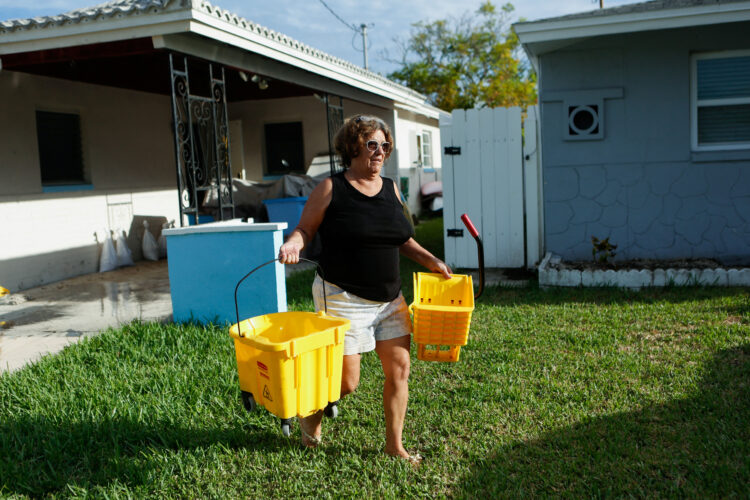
[{"xmin": 387, "ymin": 2, "xmax": 537, "ymax": 111}]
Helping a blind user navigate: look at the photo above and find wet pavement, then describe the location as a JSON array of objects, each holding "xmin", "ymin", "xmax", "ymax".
[{"xmin": 0, "ymin": 261, "xmax": 172, "ymax": 374}]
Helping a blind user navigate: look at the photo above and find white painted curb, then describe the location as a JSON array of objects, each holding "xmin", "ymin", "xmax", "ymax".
[{"xmin": 538, "ymin": 253, "xmax": 750, "ymax": 289}]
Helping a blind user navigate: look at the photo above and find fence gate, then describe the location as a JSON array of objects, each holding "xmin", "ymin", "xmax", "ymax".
[{"xmin": 440, "ymin": 106, "xmax": 542, "ymax": 269}]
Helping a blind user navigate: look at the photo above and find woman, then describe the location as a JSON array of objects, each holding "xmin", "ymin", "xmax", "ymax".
[{"xmin": 278, "ymin": 114, "xmax": 451, "ymax": 463}]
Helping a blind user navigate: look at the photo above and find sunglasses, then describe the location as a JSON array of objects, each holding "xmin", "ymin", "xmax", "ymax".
[{"xmin": 366, "ymin": 140, "xmax": 392, "ymax": 153}]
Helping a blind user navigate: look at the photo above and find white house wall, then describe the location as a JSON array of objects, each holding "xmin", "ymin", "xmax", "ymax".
[
  {"xmin": 0, "ymin": 71, "xmax": 179, "ymax": 292},
  {"xmin": 0, "ymin": 71, "xmax": 176, "ymax": 193},
  {"xmin": 0, "ymin": 190, "xmax": 179, "ymax": 291},
  {"xmin": 395, "ymin": 108, "xmax": 442, "ymax": 215}
]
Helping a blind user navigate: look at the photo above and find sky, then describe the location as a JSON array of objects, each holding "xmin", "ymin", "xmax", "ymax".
[{"xmin": 0, "ymin": 0, "xmax": 645, "ymax": 75}]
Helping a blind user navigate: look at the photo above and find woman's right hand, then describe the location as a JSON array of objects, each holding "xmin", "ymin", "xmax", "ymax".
[{"xmin": 278, "ymin": 239, "xmax": 302, "ymax": 264}]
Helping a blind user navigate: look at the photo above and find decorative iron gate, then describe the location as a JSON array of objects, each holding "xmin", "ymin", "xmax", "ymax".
[
  {"xmin": 169, "ymin": 54, "xmax": 235, "ymax": 225},
  {"xmin": 325, "ymin": 94, "xmax": 344, "ymax": 177}
]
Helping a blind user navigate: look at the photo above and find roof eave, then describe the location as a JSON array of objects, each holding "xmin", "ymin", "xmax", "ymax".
[
  {"xmin": 393, "ymin": 101, "xmax": 445, "ymax": 121},
  {"xmin": 514, "ymin": 2, "xmax": 750, "ymax": 61},
  {"xmin": 188, "ymin": 10, "xmax": 434, "ymax": 111},
  {"xmin": 0, "ymin": 2, "xmax": 435, "ymax": 112},
  {"xmin": 0, "ymin": 10, "xmax": 192, "ymax": 55}
]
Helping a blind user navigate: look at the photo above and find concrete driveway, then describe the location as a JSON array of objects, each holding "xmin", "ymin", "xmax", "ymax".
[{"xmin": 0, "ymin": 261, "xmax": 172, "ymax": 374}]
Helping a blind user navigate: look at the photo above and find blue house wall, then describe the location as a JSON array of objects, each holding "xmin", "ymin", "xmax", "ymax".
[{"xmin": 540, "ymin": 21, "xmax": 750, "ymax": 265}]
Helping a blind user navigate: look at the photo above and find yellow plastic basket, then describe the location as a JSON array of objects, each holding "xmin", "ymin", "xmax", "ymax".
[
  {"xmin": 410, "ymin": 272, "xmax": 475, "ymax": 362},
  {"xmin": 229, "ymin": 311, "xmax": 350, "ymax": 423}
]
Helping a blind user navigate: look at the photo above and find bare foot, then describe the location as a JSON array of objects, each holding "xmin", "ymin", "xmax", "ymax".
[
  {"xmin": 385, "ymin": 448, "xmax": 423, "ymax": 466},
  {"xmin": 299, "ymin": 414, "xmax": 322, "ymax": 448}
]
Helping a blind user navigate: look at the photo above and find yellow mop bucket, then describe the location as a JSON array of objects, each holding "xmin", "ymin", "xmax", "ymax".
[
  {"xmin": 229, "ymin": 259, "xmax": 350, "ymax": 436},
  {"xmin": 410, "ymin": 214, "xmax": 484, "ymax": 362},
  {"xmin": 410, "ymin": 273, "xmax": 475, "ymax": 362}
]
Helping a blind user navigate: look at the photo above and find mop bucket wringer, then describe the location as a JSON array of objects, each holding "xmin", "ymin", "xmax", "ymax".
[
  {"xmin": 410, "ymin": 214, "xmax": 484, "ymax": 362},
  {"xmin": 229, "ymin": 258, "xmax": 350, "ymax": 436}
]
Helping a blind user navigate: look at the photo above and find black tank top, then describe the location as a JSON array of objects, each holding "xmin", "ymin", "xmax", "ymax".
[{"xmin": 318, "ymin": 172, "xmax": 414, "ymax": 302}]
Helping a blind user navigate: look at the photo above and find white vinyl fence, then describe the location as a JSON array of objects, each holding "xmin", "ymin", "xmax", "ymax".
[{"xmin": 440, "ymin": 105, "xmax": 542, "ymax": 269}]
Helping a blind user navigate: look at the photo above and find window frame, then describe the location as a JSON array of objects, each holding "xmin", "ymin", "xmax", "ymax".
[
  {"xmin": 690, "ymin": 49, "xmax": 750, "ymax": 152},
  {"xmin": 420, "ymin": 130, "xmax": 433, "ymax": 168}
]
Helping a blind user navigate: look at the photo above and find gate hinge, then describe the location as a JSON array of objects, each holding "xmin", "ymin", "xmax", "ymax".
[
  {"xmin": 444, "ymin": 146, "xmax": 461, "ymax": 155},
  {"xmin": 447, "ymin": 229, "xmax": 464, "ymax": 237}
]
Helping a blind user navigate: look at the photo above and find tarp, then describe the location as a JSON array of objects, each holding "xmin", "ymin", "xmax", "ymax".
[{"xmin": 202, "ymin": 174, "xmax": 321, "ymax": 220}]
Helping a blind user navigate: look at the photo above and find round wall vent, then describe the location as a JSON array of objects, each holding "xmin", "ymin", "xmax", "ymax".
[{"xmin": 568, "ymin": 105, "xmax": 600, "ymax": 136}]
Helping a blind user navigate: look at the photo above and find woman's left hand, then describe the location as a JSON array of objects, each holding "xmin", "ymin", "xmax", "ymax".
[
  {"xmin": 431, "ymin": 259, "xmax": 452, "ymax": 280},
  {"xmin": 400, "ymin": 238, "xmax": 453, "ymax": 280}
]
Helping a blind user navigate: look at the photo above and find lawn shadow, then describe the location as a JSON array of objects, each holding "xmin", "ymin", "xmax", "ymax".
[
  {"xmin": 0, "ymin": 413, "xmax": 293, "ymax": 496},
  {"xmin": 454, "ymin": 344, "xmax": 750, "ymax": 498}
]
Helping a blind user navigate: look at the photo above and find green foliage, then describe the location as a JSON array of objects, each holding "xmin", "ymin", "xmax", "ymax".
[
  {"xmin": 592, "ymin": 236, "xmax": 618, "ymax": 264},
  {"xmin": 387, "ymin": 1, "xmax": 537, "ymax": 111}
]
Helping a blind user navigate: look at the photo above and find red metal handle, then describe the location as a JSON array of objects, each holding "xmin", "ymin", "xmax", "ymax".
[
  {"xmin": 459, "ymin": 213, "xmax": 484, "ymax": 299},
  {"xmin": 461, "ymin": 213, "xmax": 479, "ymax": 238}
]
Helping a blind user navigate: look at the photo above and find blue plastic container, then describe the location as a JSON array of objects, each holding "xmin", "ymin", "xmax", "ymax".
[
  {"xmin": 163, "ymin": 221, "xmax": 288, "ymax": 324},
  {"xmin": 263, "ymin": 197, "xmax": 307, "ymax": 236},
  {"xmin": 186, "ymin": 213, "xmax": 215, "ymax": 225}
]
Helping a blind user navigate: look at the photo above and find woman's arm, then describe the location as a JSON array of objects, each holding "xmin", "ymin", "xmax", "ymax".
[
  {"xmin": 400, "ymin": 238, "xmax": 452, "ymax": 279},
  {"xmin": 278, "ymin": 178, "xmax": 332, "ymax": 264},
  {"xmin": 391, "ymin": 179, "xmax": 452, "ymax": 278}
]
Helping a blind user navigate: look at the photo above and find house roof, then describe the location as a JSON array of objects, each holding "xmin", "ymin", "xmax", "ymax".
[
  {"xmin": 514, "ymin": 0, "xmax": 750, "ymax": 69},
  {"xmin": 523, "ymin": 0, "xmax": 750, "ymax": 24},
  {"xmin": 0, "ymin": 0, "xmax": 444, "ymax": 118}
]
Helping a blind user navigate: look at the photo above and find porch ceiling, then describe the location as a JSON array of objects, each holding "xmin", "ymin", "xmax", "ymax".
[{"xmin": 0, "ymin": 37, "xmax": 314, "ymax": 102}]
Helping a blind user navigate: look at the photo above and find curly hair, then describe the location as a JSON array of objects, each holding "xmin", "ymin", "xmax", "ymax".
[{"xmin": 333, "ymin": 114, "xmax": 394, "ymax": 168}]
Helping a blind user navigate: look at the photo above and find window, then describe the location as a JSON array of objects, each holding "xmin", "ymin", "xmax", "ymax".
[
  {"xmin": 264, "ymin": 121, "xmax": 304, "ymax": 175},
  {"xmin": 421, "ymin": 130, "xmax": 432, "ymax": 168},
  {"xmin": 35, "ymin": 111, "xmax": 87, "ymax": 187},
  {"xmin": 692, "ymin": 50, "xmax": 750, "ymax": 151}
]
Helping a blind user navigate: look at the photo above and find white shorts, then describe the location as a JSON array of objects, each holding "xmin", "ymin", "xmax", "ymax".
[{"xmin": 312, "ymin": 275, "xmax": 412, "ymax": 355}]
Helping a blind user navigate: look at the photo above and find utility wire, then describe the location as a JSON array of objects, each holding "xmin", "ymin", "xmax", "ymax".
[
  {"xmin": 317, "ymin": 0, "xmax": 373, "ymax": 69},
  {"xmin": 318, "ymin": 0, "xmax": 358, "ymax": 32}
]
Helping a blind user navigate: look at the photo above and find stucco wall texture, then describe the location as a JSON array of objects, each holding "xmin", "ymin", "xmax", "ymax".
[{"xmin": 539, "ymin": 21, "xmax": 750, "ymax": 265}]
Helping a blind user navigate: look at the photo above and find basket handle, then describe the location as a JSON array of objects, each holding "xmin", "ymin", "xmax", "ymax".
[{"xmin": 233, "ymin": 257, "xmax": 327, "ymax": 337}]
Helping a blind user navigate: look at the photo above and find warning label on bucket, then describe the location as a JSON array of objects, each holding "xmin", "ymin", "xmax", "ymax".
[{"xmin": 263, "ymin": 385, "xmax": 273, "ymax": 401}]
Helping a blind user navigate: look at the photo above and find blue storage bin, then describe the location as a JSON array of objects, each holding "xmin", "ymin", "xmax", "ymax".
[
  {"xmin": 163, "ymin": 221, "xmax": 288, "ymax": 324},
  {"xmin": 263, "ymin": 196, "xmax": 307, "ymax": 236},
  {"xmin": 186, "ymin": 213, "xmax": 215, "ymax": 225}
]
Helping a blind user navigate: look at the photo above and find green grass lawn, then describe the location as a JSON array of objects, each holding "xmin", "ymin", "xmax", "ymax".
[{"xmin": 2, "ymin": 218, "xmax": 749, "ymax": 498}]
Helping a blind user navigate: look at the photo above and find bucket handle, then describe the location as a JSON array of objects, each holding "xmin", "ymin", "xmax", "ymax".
[
  {"xmin": 460, "ymin": 213, "xmax": 484, "ymax": 299},
  {"xmin": 233, "ymin": 257, "xmax": 327, "ymax": 337}
]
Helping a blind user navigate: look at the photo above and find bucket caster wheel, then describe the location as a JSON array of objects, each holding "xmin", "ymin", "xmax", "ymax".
[
  {"xmin": 280, "ymin": 418, "xmax": 292, "ymax": 437},
  {"xmin": 241, "ymin": 391, "xmax": 256, "ymax": 412},
  {"xmin": 324, "ymin": 401, "xmax": 339, "ymax": 419}
]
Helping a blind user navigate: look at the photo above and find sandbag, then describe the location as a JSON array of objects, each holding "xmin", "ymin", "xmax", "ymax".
[
  {"xmin": 115, "ymin": 229, "xmax": 135, "ymax": 267},
  {"xmin": 142, "ymin": 221, "xmax": 159, "ymax": 261},
  {"xmin": 99, "ymin": 230, "xmax": 118, "ymax": 272},
  {"xmin": 158, "ymin": 220, "xmax": 173, "ymax": 259}
]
